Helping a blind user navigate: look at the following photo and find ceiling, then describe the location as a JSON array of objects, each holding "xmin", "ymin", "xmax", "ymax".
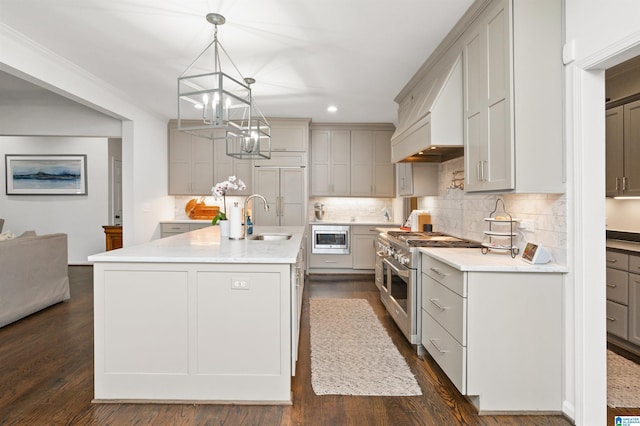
[{"xmin": 0, "ymin": 0, "xmax": 474, "ymax": 124}]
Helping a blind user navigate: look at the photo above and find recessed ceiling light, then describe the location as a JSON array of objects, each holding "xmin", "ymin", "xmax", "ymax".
[{"xmin": 327, "ymin": 105, "xmax": 338, "ymax": 113}]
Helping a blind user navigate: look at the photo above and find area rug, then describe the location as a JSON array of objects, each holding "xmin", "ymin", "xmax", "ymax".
[
  {"xmin": 309, "ymin": 298, "xmax": 422, "ymax": 396},
  {"xmin": 608, "ymin": 349, "xmax": 640, "ymax": 407}
]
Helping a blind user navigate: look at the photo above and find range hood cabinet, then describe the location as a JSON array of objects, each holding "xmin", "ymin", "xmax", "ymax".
[{"xmin": 391, "ymin": 54, "xmax": 463, "ymax": 163}]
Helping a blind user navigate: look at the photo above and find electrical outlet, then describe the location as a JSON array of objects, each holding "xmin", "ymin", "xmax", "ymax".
[
  {"xmin": 231, "ymin": 279, "xmax": 249, "ymax": 290},
  {"xmin": 519, "ymin": 220, "xmax": 535, "ymax": 232}
]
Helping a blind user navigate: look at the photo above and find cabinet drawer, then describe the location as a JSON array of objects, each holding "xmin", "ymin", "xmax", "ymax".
[
  {"xmin": 422, "ymin": 274, "xmax": 466, "ymax": 345},
  {"xmin": 421, "ymin": 255, "xmax": 465, "ymax": 296},
  {"xmin": 309, "ymin": 253, "xmax": 353, "ymax": 269},
  {"xmin": 629, "ymin": 255, "xmax": 640, "ymax": 274},
  {"xmin": 607, "ymin": 300, "xmax": 628, "ymax": 339},
  {"xmin": 606, "ymin": 267, "xmax": 629, "ymax": 305},
  {"xmin": 606, "ymin": 250, "xmax": 629, "ymax": 271},
  {"xmin": 161, "ymin": 223, "xmax": 190, "ymax": 233},
  {"xmin": 421, "ymin": 311, "xmax": 466, "ymax": 394},
  {"xmin": 189, "ymin": 223, "xmax": 210, "ymax": 231}
]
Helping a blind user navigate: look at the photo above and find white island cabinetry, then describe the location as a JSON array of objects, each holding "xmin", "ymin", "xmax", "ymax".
[
  {"xmin": 89, "ymin": 226, "xmax": 304, "ymax": 404},
  {"xmin": 420, "ymin": 249, "xmax": 565, "ymax": 413}
]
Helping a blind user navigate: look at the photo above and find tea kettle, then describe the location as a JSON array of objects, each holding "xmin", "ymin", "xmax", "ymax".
[{"xmin": 314, "ymin": 202, "xmax": 325, "ymax": 221}]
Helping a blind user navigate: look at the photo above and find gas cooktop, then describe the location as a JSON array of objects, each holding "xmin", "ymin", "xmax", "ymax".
[{"xmin": 385, "ymin": 231, "xmax": 482, "ymax": 248}]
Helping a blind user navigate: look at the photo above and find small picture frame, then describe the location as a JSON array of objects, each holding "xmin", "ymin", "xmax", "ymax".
[{"xmin": 5, "ymin": 154, "xmax": 88, "ymax": 195}]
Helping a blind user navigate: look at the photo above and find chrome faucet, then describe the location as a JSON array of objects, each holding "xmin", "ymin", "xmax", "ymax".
[{"xmin": 244, "ymin": 194, "xmax": 270, "ymax": 239}]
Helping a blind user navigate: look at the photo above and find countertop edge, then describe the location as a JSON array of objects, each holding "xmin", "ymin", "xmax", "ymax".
[
  {"xmin": 418, "ymin": 247, "xmax": 569, "ymax": 273},
  {"xmin": 89, "ymin": 226, "xmax": 304, "ymax": 264}
]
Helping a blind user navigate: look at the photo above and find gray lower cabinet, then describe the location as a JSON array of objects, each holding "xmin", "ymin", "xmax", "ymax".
[
  {"xmin": 606, "ymin": 248, "xmax": 640, "ymax": 354},
  {"xmin": 420, "ymin": 252, "xmax": 562, "ymax": 412},
  {"xmin": 160, "ymin": 222, "xmax": 210, "ymax": 238},
  {"xmin": 628, "ymin": 257, "xmax": 640, "ymax": 346},
  {"xmin": 308, "ymin": 253, "xmax": 353, "ymax": 269}
]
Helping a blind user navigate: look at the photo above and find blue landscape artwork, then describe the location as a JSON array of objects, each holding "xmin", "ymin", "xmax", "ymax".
[{"xmin": 6, "ymin": 155, "xmax": 87, "ymax": 195}]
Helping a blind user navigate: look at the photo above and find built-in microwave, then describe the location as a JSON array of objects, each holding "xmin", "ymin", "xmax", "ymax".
[{"xmin": 311, "ymin": 225, "xmax": 349, "ymax": 254}]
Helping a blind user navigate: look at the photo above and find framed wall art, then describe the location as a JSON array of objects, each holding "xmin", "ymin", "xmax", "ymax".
[{"xmin": 5, "ymin": 154, "xmax": 87, "ymax": 195}]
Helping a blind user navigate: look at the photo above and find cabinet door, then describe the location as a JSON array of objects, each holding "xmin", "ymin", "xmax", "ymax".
[
  {"xmin": 373, "ymin": 130, "xmax": 395, "ymax": 196},
  {"xmin": 350, "ymin": 130, "xmax": 374, "ymax": 196},
  {"xmin": 352, "ymin": 234, "xmax": 376, "ymax": 269},
  {"xmin": 624, "ymin": 100, "xmax": 640, "ymax": 196},
  {"xmin": 629, "ymin": 273, "xmax": 640, "ymax": 346},
  {"xmin": 191, "ymin": 138, "xmax": 214, "ymax": 194},
  {"xmin": 463, "ymin": 22, "xmax": 485, "ymax": 192},
  {"xmin": 280, "ymin": 168, "xmax": 306, "ymax": 226},
  {"xmin": 606, "ymin": 106, "xmax": 624, "ymax": 197},
  {"xmin": 397, "ymin": 163, "xmax": 413, "ymax": 196},
  {"xmin": 168, "ymin": 128, "xmax": 214, "ymax": 195},
  {"xmin": 271, "ymin": 124, "xmax": 308, "ymax": 152},
  {"xmin": 168, "ymin": 128, "xmax": 193, "ymax": 194},
  {"xmin": 310, "ymin": 130, "xmax": 332, "ymax": 195},
  {"xmin": 484, "ymin": 0, "xmax": 512, "ymax": 191},
  {"xmin": 464, "ymin": 0, "xmax": 513, "ymax": 192},
  {"xmin": 253, "ymin": 168, "xmax": 280, "ymax": 226},
  {"xmin": 332, "ymin": 131, "xmax": 351, "ymax": 195}
]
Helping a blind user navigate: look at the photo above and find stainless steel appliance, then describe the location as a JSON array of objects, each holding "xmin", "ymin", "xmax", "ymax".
[
  {"xmin": 311, "ymin": 225, "xmax": 349, "ymax": 254},
  {"xmin": 376, "ymin": 231, "xmax": 481, "ymax": 346},
  {"xmin": 313, "ymin": 202, "xmax": 325, "ymax": 221}
]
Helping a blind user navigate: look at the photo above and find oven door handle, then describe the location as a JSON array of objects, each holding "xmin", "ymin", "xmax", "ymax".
[{"xmin": 383, "ymin": 258, "xmax": 411, "ymax": 279}]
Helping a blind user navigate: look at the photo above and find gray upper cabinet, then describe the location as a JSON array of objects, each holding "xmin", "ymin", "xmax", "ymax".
[
  {"xmin": 350, "ymin": 130, "xmax": 395, "ymax": 197},
  {"xmin": 606, "ymin": 100, "xmax": 640, "ymax": 197},
  {"xmin": 311, "ymin": 123, "xmax": 395, "ymax": 197},
  {"xmin": 463, "ymin": 0, "xmax": 564, "ymax": 193},
  {"xmin": 269, "ymin": 118, "xmax": 310, "ymax": 152},
  {"xmin": 310, "ymin": 128, "xmax": 351, "ymax": 196},
  {"xmin": 168, "ymin": 122, "xmax": 214, "ymax": 195},
  {"xmin": 397, "ymin": 163, "xmax": 439, "ymax": 197}
]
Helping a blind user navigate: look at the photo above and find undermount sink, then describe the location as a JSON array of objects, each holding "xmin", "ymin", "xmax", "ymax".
[{"xmin": 249, "ymin": 233, "xmax": 292, "ymax": 241}]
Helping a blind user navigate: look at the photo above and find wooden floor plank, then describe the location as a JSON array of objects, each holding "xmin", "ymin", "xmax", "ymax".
[{"xmin": 0, "ymin": 266, "xmax": 578, "ymax": 425}]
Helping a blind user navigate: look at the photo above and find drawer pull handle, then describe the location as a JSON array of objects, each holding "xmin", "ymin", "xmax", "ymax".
[
  {"xmin": 429, "ymin": 299, "xmax": 449, "ymax": 310},
  {"xmin": 607, "ymin": 316, "xmax": 616, "ymax": 322},
  {"xmin": 607, "ymin": 283, "xmax": 617, "ymax": 288},
  {"xmin": 430, "ymin": 267, "xmax": 447, "ymax": 277},
  {"xmin": 429, "ymin": 339, "xmax": 448, "ymax": 354},
  {"xmin": 606, "ymin": 258, "xmax": 617, "ymax": 263}
]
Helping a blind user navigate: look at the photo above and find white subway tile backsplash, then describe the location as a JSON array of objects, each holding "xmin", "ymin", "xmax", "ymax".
[{"xmin": 417, "ymin": 157, "xmax": 568, "ymax": 264}]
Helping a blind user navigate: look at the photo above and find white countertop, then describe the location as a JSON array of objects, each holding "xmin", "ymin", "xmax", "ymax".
[
  {"xmin": 88, "ymin": 226, "xmax": 304, "ymax": 264},
  {"xmin": 419, "ymin": 247, "xmax": 568, "ymax": 273},
  {"xmin": 607, "ymin": 239, "xmax": 640, "ymax": 254}
]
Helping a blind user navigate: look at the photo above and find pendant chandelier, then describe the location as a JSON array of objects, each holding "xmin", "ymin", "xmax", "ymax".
[{"xmin": 177, "ymin": 13, "xmax": 271, "ymax": 159}]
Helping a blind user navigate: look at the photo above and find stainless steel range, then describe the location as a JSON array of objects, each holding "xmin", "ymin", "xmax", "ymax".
[{"xmin": 375, "ymin": 231, "xmax": 481, "ymax": 346}]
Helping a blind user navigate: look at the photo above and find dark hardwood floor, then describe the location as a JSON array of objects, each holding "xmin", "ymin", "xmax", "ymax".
[{"xmin": 0, "ymin": 267, "xmax": 579, "ymax": 425}]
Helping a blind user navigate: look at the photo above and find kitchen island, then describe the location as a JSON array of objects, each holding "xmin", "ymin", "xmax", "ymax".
[{"xmin": 88, "ymin": 226, "xmax": 305, "ymax": 404}]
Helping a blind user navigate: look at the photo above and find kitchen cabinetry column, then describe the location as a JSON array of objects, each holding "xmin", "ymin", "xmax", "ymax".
[
  {"xmin": 168, "ymin": 122, "xmax": 214, "ymax": 195},
  {"xmin": 463, "ymin": 0, "xmax": 563, "ymax": 193},
  {"xmin": 310, "ymin": 129, "xmax": 350, "ymax": 196},
  {"xmin": 463, "ymin": 0, "xmax": 512, "ymax": 192},
  {"xmin": 607, "ymin": 100, "xmax": 640, "ymax": 197}
]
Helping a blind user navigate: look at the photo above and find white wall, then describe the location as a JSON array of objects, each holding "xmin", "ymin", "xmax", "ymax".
[
  {"xmin": 0, "ymin": 23, "xmax": 173, "ymax": 248},
  {"xmin": 565, "ymin": 1, "xmax": 640, "ymax": 424},
  {"xmin": 0, "ymin": 136, "xmax": 108, "ymax": 263},
  {"xmin": 606, "ymin": 198, "xmax": 640, "ymax": 232}
]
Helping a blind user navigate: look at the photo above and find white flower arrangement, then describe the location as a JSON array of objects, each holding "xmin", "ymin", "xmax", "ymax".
[{"xmin": 211, "ymin": 176, "xmax": 246, "ymax": 224}]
